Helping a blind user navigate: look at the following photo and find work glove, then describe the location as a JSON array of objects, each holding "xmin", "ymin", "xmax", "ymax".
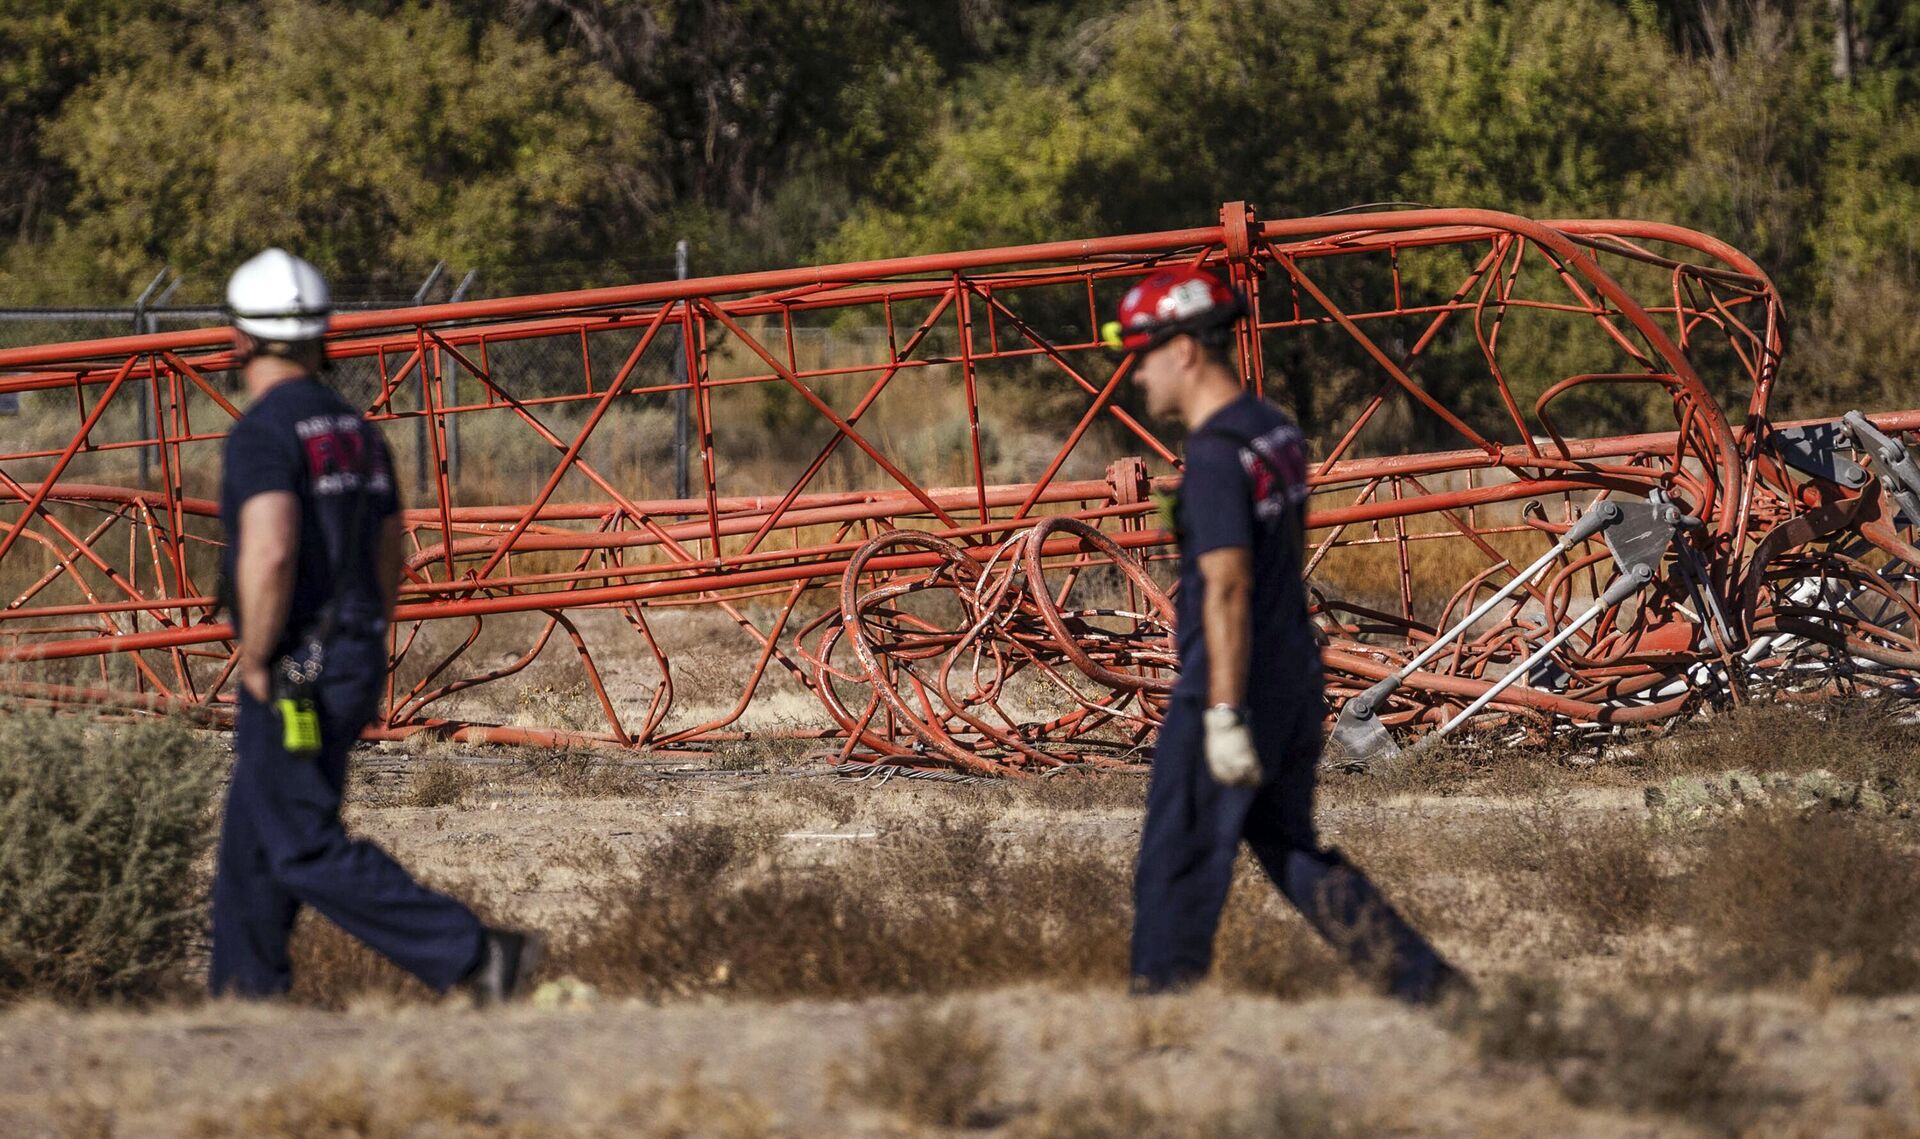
[{"xmin": 1202, "ymin": 705, "xmax": 1261, "ymax": 787}]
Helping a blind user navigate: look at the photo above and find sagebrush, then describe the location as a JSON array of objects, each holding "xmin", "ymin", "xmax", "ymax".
[{"xmin": 0, "ymin": 713, "xmax": 224, "ymax": 1002}]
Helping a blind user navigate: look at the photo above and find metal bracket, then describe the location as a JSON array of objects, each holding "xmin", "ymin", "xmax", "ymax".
[
  {"xmin": 1648, "ymin": 487, "xmax": 1735, "ymax": 655},
  {"xmin": 1842, "ymin": 411, "xmax": 1920, "ymax": 527},
  {"xmin": 1768, "ymin": 422, "xmax": 1869, "ymax": 490},
  {"xmin": 1603, "ymin": 499, "xmax": 1681, "ymax": 582}
]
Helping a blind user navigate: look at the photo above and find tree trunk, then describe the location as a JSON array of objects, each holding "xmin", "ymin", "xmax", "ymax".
[{"xmin": 1832, "ymin": 0, "xmax": 1856, "ymax": 83}]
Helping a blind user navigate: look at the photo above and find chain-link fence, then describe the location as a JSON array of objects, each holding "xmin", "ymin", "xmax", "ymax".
[
  {"xmin": 0, "ymin": 258, "xmax": 925, "ymax": 503},
  {"xmin": 0, "ymin": 262, "xmax": 473, "ymax": 391}
]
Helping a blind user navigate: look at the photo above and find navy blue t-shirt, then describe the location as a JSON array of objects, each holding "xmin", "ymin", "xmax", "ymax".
[
  {"xmin": 1172, "ymin": 393, "xmax": 1318, "ymax": 702},
  {"xmin": 219, "ymin": 377, "xmax": 400, "ymax": 656}
]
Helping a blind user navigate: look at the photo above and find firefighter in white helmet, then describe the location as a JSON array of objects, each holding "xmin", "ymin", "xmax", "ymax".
[{"xmin": 210, "ymin": 249, "xmax": 539, "ymax": 1003}]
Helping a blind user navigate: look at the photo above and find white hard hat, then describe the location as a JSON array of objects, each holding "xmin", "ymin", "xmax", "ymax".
[{"xmin": 226, "ymin": 248, "xmax": 330, "ymax": 342}]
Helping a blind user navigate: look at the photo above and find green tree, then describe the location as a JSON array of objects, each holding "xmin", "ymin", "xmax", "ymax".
[
  {"xmin": 1780, "ymin": 65, "xmax": 1920, "ymax": 414},
  {"xmin": 1405, "ymin": 0, "xmax": 1681, "ymax": 214},
  {"xmin": 831, "ymin": 0, "xmax": 1431, "ymax": 258},
  {"xmin": 0, "ymin": 1, "xmax": 221, "ymax": 250},
  {"xmin": 9, "ymin": 0, "xmax": 659, "ymax": 301},
  {"xmin": 504, "ymin": 0, "xmax": 957, "ymax": 271}
]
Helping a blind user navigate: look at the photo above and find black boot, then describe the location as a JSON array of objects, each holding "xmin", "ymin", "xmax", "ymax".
[{"xmin": 461, "ymin": 927, "xmax": 544, "ymax": 1006}]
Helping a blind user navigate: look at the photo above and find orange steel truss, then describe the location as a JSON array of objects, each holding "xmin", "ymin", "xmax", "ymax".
[{"xmin": 0, "ymin": 204, "xmax": 1915, "ymax": 773}]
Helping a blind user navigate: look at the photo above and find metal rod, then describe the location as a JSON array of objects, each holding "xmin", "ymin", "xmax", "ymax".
[
  {"xmin": 1429, "ymin": 565, "xmax": 1653, "ymax": 740},
  {"xmin": 1349, "ymin": 498, "xmax": 1620, "ymax": 717}
]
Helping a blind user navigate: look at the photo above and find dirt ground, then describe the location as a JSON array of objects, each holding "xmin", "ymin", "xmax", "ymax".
[
  {"xmin": 7, "ymin": 984, "xmax": 1919, "ymax": 1138},
  {"xmin": 4, "ymin": 702, "xmax": 1920, "ymax": 1137}
]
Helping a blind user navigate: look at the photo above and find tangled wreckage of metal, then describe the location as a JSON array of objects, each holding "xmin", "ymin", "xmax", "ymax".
[{"xmin": 1, "ymin": 204, "xmax": 1917, "ymax": 774}]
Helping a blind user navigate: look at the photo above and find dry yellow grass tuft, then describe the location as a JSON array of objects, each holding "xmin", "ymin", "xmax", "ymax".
[
  {"xmin": 187, "ymin": 1065, "xmax": 516, "ymax": 1139},
  {"xmin": 410, "ymin": 756, "xmax": 477, "ymax": 808},
  {"xmin": 614, "ymin": 1070, "xmax": 787, "ymax": 1139},
  {"xmin": 1009, "ymin": 1080, "xmax": 1363, "ymax": 1139},
  {"xmin": 843, "ymin": 1002, "xmax": 1001, "ymax": 1127},
  {"xmin": 287, "ymin": 912, "xmax": 436, "ymax": 1010},
  {"xmin": 553, "ymin": 809, "xmax": 1138, "ymax": 999},
  {"xmin": 1678, "ymin": 805, "xmax": 1920, "ymax": 996},
  {"xmin": 1451, "ymin": 975, "xmax": 1766, "ymax": 1136}
]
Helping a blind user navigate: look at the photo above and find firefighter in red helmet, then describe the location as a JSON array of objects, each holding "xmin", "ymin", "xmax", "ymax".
[{"xmin": 1107, "ymin": 266, "xmax": 1466, "ymax": 1001}]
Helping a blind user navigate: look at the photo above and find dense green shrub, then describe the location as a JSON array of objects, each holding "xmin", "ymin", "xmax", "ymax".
[{"xmin": 0, "ymin": 713, "xmax": 224, "ymax": 1002}]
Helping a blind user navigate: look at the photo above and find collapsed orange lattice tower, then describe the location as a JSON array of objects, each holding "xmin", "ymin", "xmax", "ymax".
[{"xmin": 0, "ymin": 205, "xmax": 1913, "ymax": 773}]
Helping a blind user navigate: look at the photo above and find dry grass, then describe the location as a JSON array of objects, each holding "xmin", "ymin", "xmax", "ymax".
[
  {"xmin": 47, "ymin": 1095, "xmax": 117, "ymax": 1139},
  {"xmin": 1007, "ymin": 770, "xmax": 1148, "ymax": 812},
  {"xmin": 1331, "ymin": 696, "xmax": 1920, "ymax": 803},
  {"xmin": 186, "ymin": 1065, "xmax": 520, "ymax": 1139},
  {"xmin": 410, "ymin": 757, "xmax": 477, "ymax": 808},
  {"xmin": 1318, "ymin": 798, "xmax": 1667, "ymax": 960},
  {"xmin": 1641, "ymin": 699, "xmax": 1920, "ymax": 787},
  {"xmin": 5, "ymin": 724, "xmax": 1920, "ymax": 1137},
  {"xmin": 1210, "ymin": 862, "xmax": 1356, "ymax": 998},
  {"xmin": 768, "ymin": 777, "xmax": 859, "ymax": 825},
  {"xmin": 1513, "ymin": 806, "xmax": 1664, "ymax": 938},
  {"xmin": 287, "ymin": 912, "xmax": 438, "ymax": 1010},
  {"xmin": 12, "ymin": 706, "xmax": 1917, "ymax": 1020},
  {"xmin": 843, "ymin": 1002, "xmax": 1001, "ymax": 1127},
  {"xmin": 1746, "ymin": 1094, "xmax": 1920, "ymax": 1139},
  {"xmin": 1678, "ymin": 805, "xmax": 1920, "ymax": 996},
  {"xmin": 12, "ymin": 693, "xmax": 1920, "ymax": 1139},
  {"xmin": 1452, "ymin": 974, "xmax": 1766, "ymax": 1135},
  {"xmin": 1006, "ymin": 1076, "xmax": 1364, "ymax": 1139},
  {"xmin": 1332, "ymin": 732, "xmax": 1619, "ymax": 801},
  {"xmin": 1009, "ymin": 1089, "xmax": 1175, "ymax": 1139},
  {"xmin": 614, "ymin": 1072, "xmax": 787, "ymax": 1139},
  {"xmin": 509, "ymin": 747, "xmax": 651, "ymax": 798},
  {"xmin": 175, "ymin": 1060, "xmax": 791, "ymax": 1139},
  {"xmin": 554, "ymin": 810, "xmax": 1133, "ymax": 999},
  {"xmin": 545, "ymin": 795, "xmax": 1370, "ymax": 1002},
  {"xmin": 285, "ymin": 872, "xmax": 508, "ymax": 1010},
  {"xmin": 275, "ymin": 713, "xmax": 1920, "ymax": 1013},
  {"xmin": 839, "ymin": 993, "xmax": 1366, "ymax": 1137}
]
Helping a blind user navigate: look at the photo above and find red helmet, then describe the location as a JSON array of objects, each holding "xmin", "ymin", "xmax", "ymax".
[{"xmin": 1101, "ymin": 267, "xmax": 1245, "ymax": 354}]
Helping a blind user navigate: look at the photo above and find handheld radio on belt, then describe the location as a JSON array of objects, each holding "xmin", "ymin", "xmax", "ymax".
[
  {"xmin": 273, "ymin": 651, "xmax": 325, "ymax": 757},
  {"xmin": 272, "ymin": 436, "xmax": 376, "ymax": 759}
]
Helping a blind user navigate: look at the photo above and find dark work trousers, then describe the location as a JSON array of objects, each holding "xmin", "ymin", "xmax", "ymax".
[
  {"xmin": 210, "ymin": 634, "xmax": 483, "ymax": 997},
  {"xmin": 1131, "ymin": 691, "xmax": 1457, "ymax": 1002}
]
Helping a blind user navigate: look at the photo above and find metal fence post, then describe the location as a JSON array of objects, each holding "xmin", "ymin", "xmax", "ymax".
[
  {"xmin": 412, "ymin": 262, "xmax": 446, "ymax": 496},
  {"xmin": 444, "ymin": 269, "xmax": 477, "ymax": 490},
  {"xmin": 673, "ymin": 239, "xmax": 690, "ymax": 502},
  {"xmin": 132, "ymin": 268, "xmax": 175, "ymax": 485}
]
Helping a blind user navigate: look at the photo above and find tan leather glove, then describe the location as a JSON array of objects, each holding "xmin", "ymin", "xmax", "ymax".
[{"xmin": 1202, "ymin": 705, "xmax": 1261, "ymax": 787}]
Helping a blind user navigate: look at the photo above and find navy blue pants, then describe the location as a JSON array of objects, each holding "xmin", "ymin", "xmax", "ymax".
[
  {"xmin": 210, "ymin": 635, "xmax": 483, "ymax": 997},
  {"xmin": 1131, "ymin": 692, "xmax": 1457, "ymax": 1001}
]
